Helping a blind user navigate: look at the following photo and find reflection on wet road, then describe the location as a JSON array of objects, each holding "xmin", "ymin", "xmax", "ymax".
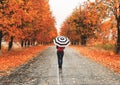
[{"xmin": 57, "ymin": 68, "xmax": 63, "ymax": 85}]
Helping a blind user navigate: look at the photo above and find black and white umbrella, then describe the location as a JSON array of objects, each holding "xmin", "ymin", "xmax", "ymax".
[{"xmin": 53, "ymin": 36, "xmax": 70, "ymax": 47}]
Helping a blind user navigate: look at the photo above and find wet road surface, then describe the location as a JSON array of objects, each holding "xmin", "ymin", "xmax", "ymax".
[{"xmin": 0, "ymin": 46, "xmax": 120, "ymax": 85}]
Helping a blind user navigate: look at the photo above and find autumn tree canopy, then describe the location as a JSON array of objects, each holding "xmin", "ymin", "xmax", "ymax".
[
  {"xmin": 0, "ymin": 0, "xmax": 57, "ymax": 52},
  {"xmin": 60, "ymin": 1, "xmax": 102, "ymax": 45},
  {"xmin": 60, "ymin": 0, "xmax": 119, "ymax": 53}
]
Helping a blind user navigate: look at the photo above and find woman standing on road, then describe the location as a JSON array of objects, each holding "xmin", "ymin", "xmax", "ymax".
[
  {"xmin": 56, "ymin": 45, "xmax": 65, "ymax": 69},
  {"xmin": 53, "ymin": 36, "xmax": 70, "ymax": 69}
]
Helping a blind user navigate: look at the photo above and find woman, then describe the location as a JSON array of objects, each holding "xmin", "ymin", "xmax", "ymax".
[{"xmin": 56, "ymin": 45, "xmax": 65, "ymax": 69}]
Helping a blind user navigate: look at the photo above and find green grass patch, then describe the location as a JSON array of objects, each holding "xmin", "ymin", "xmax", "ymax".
[{"xmin": 94, "ymin": 43, "xmax": 115, "ymax": 51}]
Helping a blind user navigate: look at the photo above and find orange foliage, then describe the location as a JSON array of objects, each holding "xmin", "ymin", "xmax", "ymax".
[
  {"xmin": 60, "ymin": 0, "xmax": 119, "ymax": 48},
  {"xmin": 101, "ymin": 20, "xmax": 112, "ymax": 31},
  {"xmin": 60, "ymin": 1, "xmax": 102, "ymax": 44},
  {"xmin": 0, "ymin": 0, "xmax": 57, "ymax": 47},
  {"xmin": 0, "ymin": 46, "xmax": 48, "ymax": 75},
  {"xmin": 71, "ymin": 46, "xmax": 120, "ymax": 73}
]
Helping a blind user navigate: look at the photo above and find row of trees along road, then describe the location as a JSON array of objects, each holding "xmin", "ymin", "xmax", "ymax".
[
  {"xmin": 60, "ymin": 0, "xmax": 120, "ymax": 54},
  {"xmin": 0, "ymin": 0, "xmax": 57, "ymax": 52}
]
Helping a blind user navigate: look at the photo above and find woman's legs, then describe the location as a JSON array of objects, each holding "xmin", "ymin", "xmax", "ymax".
[{"xmin": 57, "ymin": 51, "xmax": 64, "ymax": 68}]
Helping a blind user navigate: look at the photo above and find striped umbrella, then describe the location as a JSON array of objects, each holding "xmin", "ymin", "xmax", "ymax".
[{"xmin": 53, "ymin": 36, "xmax": 70, "ymax": 47}]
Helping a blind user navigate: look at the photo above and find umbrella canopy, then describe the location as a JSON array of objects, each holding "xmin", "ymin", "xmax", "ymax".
[{"xmin": 53, "ymin": 36, "xmax": 70, "ymax": 47}]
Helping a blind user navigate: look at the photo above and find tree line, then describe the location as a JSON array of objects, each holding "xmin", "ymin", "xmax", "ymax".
[
  {"xmin": 60, "ymin": 0, "xmax": 120, "ymax": 53},
  {"xmin": 0, "ymin": 0, "xmax": 57, "ymax": 52}
]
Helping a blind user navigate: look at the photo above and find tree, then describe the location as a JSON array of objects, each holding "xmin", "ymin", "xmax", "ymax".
[
  {"xmin": 0, "ymin": 0, "xmax": 8, "ymax": 52},
  {"xmin": 0, "ymin": 0, "xmax": 57, "ymax": 52},
  {"xmin": 96, "ymin": 0, "xmax": 119, "ymax": 53},
  {"xmin": 60, "ymin": 1, "xmax": 102, "ymax": 46}
]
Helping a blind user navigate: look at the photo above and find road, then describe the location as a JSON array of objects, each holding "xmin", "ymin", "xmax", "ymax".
[{"xmin": 0, "ymin": 46, "xmax": 120, "ymax": 85}]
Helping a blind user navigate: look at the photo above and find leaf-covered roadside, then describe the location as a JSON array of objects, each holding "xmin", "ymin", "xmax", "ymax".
[
  {"xmin": 71, "ymin": 46, "xmax": 120, "ymax": 73},
  {"xmin": 0, "ymin": 46, "xmax": 48, "ymax": 76}
]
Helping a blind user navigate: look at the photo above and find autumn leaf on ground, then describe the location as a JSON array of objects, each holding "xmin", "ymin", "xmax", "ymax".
[{"xmin": 0, "ymin": 46, "xmax": 48, "ymax": 76}]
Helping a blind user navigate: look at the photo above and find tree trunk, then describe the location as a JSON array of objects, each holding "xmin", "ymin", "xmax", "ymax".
[
  {"xmin": 21, "ymin": 40, "xmax": 24, "ymax": 47},
  {"xmin": 28, "ymin": 40, "xmax": 30, "ymax": 46},
  {"xmin": 25, "ymin": 41, "xmax": 27, "ymax": 47},
  {"xmin": 116, "ymin": 15, "xmax": 120, "ymax": 53},
  {"xmin": 81, "ymin": 35, "xmax": 87, "ymax": 46},
  {"xmin": 32, "ymin": 39, "xmax": 36, "ymax": 46},
  {"xmin": 8, "ymin": 36, "xmax": 14, "ymax": 51},
  {"xmin": 0, "ymin": 31, "xmax": 2, "ymax": 53}
]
